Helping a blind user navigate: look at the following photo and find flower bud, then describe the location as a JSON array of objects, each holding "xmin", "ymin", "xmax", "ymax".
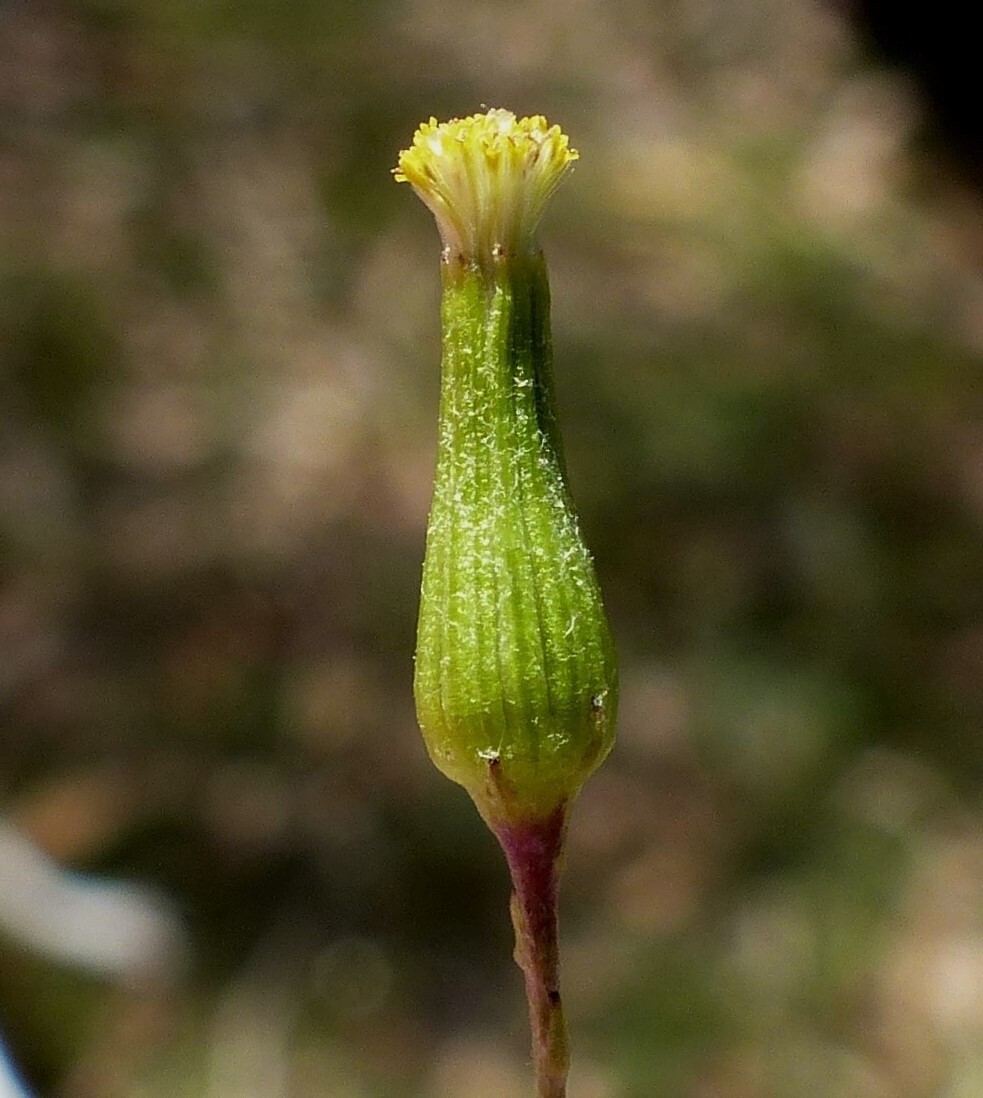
[{"xmin": 396, "ymin": 110, "xmax": 617, "ymax": 827}]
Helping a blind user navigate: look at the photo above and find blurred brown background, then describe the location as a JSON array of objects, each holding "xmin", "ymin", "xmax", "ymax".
[{"xmin": 1, "ymin": 1, "xmax": 982, "ymax": 1095}]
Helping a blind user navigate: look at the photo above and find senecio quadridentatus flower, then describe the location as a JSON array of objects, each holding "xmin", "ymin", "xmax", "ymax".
[
  {"xmin": 395, "ymin": 110, "xmax": 617, "ymax": 1098},
  {"xmin": 395, "ymin": 110, "xmax": 580, "ymax": 264}
]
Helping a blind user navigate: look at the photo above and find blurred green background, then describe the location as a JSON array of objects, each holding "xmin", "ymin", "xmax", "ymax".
[{"xmin": 1, "ymin": 1, "xmax": 982, "ymax": 1096}]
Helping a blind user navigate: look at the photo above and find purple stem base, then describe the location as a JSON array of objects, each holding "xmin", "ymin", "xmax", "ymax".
[{"xmin": 493, "ymin": 805, "xmax": 570, "ymax": 1098}]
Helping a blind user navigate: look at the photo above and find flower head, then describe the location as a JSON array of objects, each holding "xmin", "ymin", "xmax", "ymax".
[{"xmin": 394, "ymin": 109, "xmax": 579, "ymax": 262}]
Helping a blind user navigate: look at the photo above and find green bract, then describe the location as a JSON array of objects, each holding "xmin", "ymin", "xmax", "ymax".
[{"xmin": 397, "ymin": 110, "xmax": 617, "ymax": 826}]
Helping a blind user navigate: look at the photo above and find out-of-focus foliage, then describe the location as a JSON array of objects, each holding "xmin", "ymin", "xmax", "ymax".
[{"xmin": 1, "ymin": 1, "xmax": 981, "ymax": 1096}]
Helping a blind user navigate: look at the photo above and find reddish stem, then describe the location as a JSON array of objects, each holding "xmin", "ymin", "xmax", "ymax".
[{"xmin": 493, "ymin": 806, "xmax": 570, "ymax": 1098}]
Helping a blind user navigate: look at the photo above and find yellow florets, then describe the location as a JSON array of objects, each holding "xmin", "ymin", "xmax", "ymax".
[{"xmin": 394, "ymin": 109, "xmax": 579, "ymax": 261}]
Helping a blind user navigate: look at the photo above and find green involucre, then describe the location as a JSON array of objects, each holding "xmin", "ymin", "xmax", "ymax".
[{"xmin": 414, "ymin": 253, "xmax": 617, "ymax": 823}]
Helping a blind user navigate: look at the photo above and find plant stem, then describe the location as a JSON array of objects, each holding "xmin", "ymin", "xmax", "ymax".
[{"xmin": 494, "ymin": 806, "xmax": 570, "ymax": 1098}]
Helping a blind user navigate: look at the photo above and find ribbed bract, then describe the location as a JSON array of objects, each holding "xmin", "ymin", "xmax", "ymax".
[{"xmin": 414, "ymin": 255, "xmax": 617, "ymax": 823}]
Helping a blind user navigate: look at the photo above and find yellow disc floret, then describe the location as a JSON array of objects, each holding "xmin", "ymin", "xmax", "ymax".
[{"xmin": 394, "ymin": 109, "xmax": 579, "ymax": 262}]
